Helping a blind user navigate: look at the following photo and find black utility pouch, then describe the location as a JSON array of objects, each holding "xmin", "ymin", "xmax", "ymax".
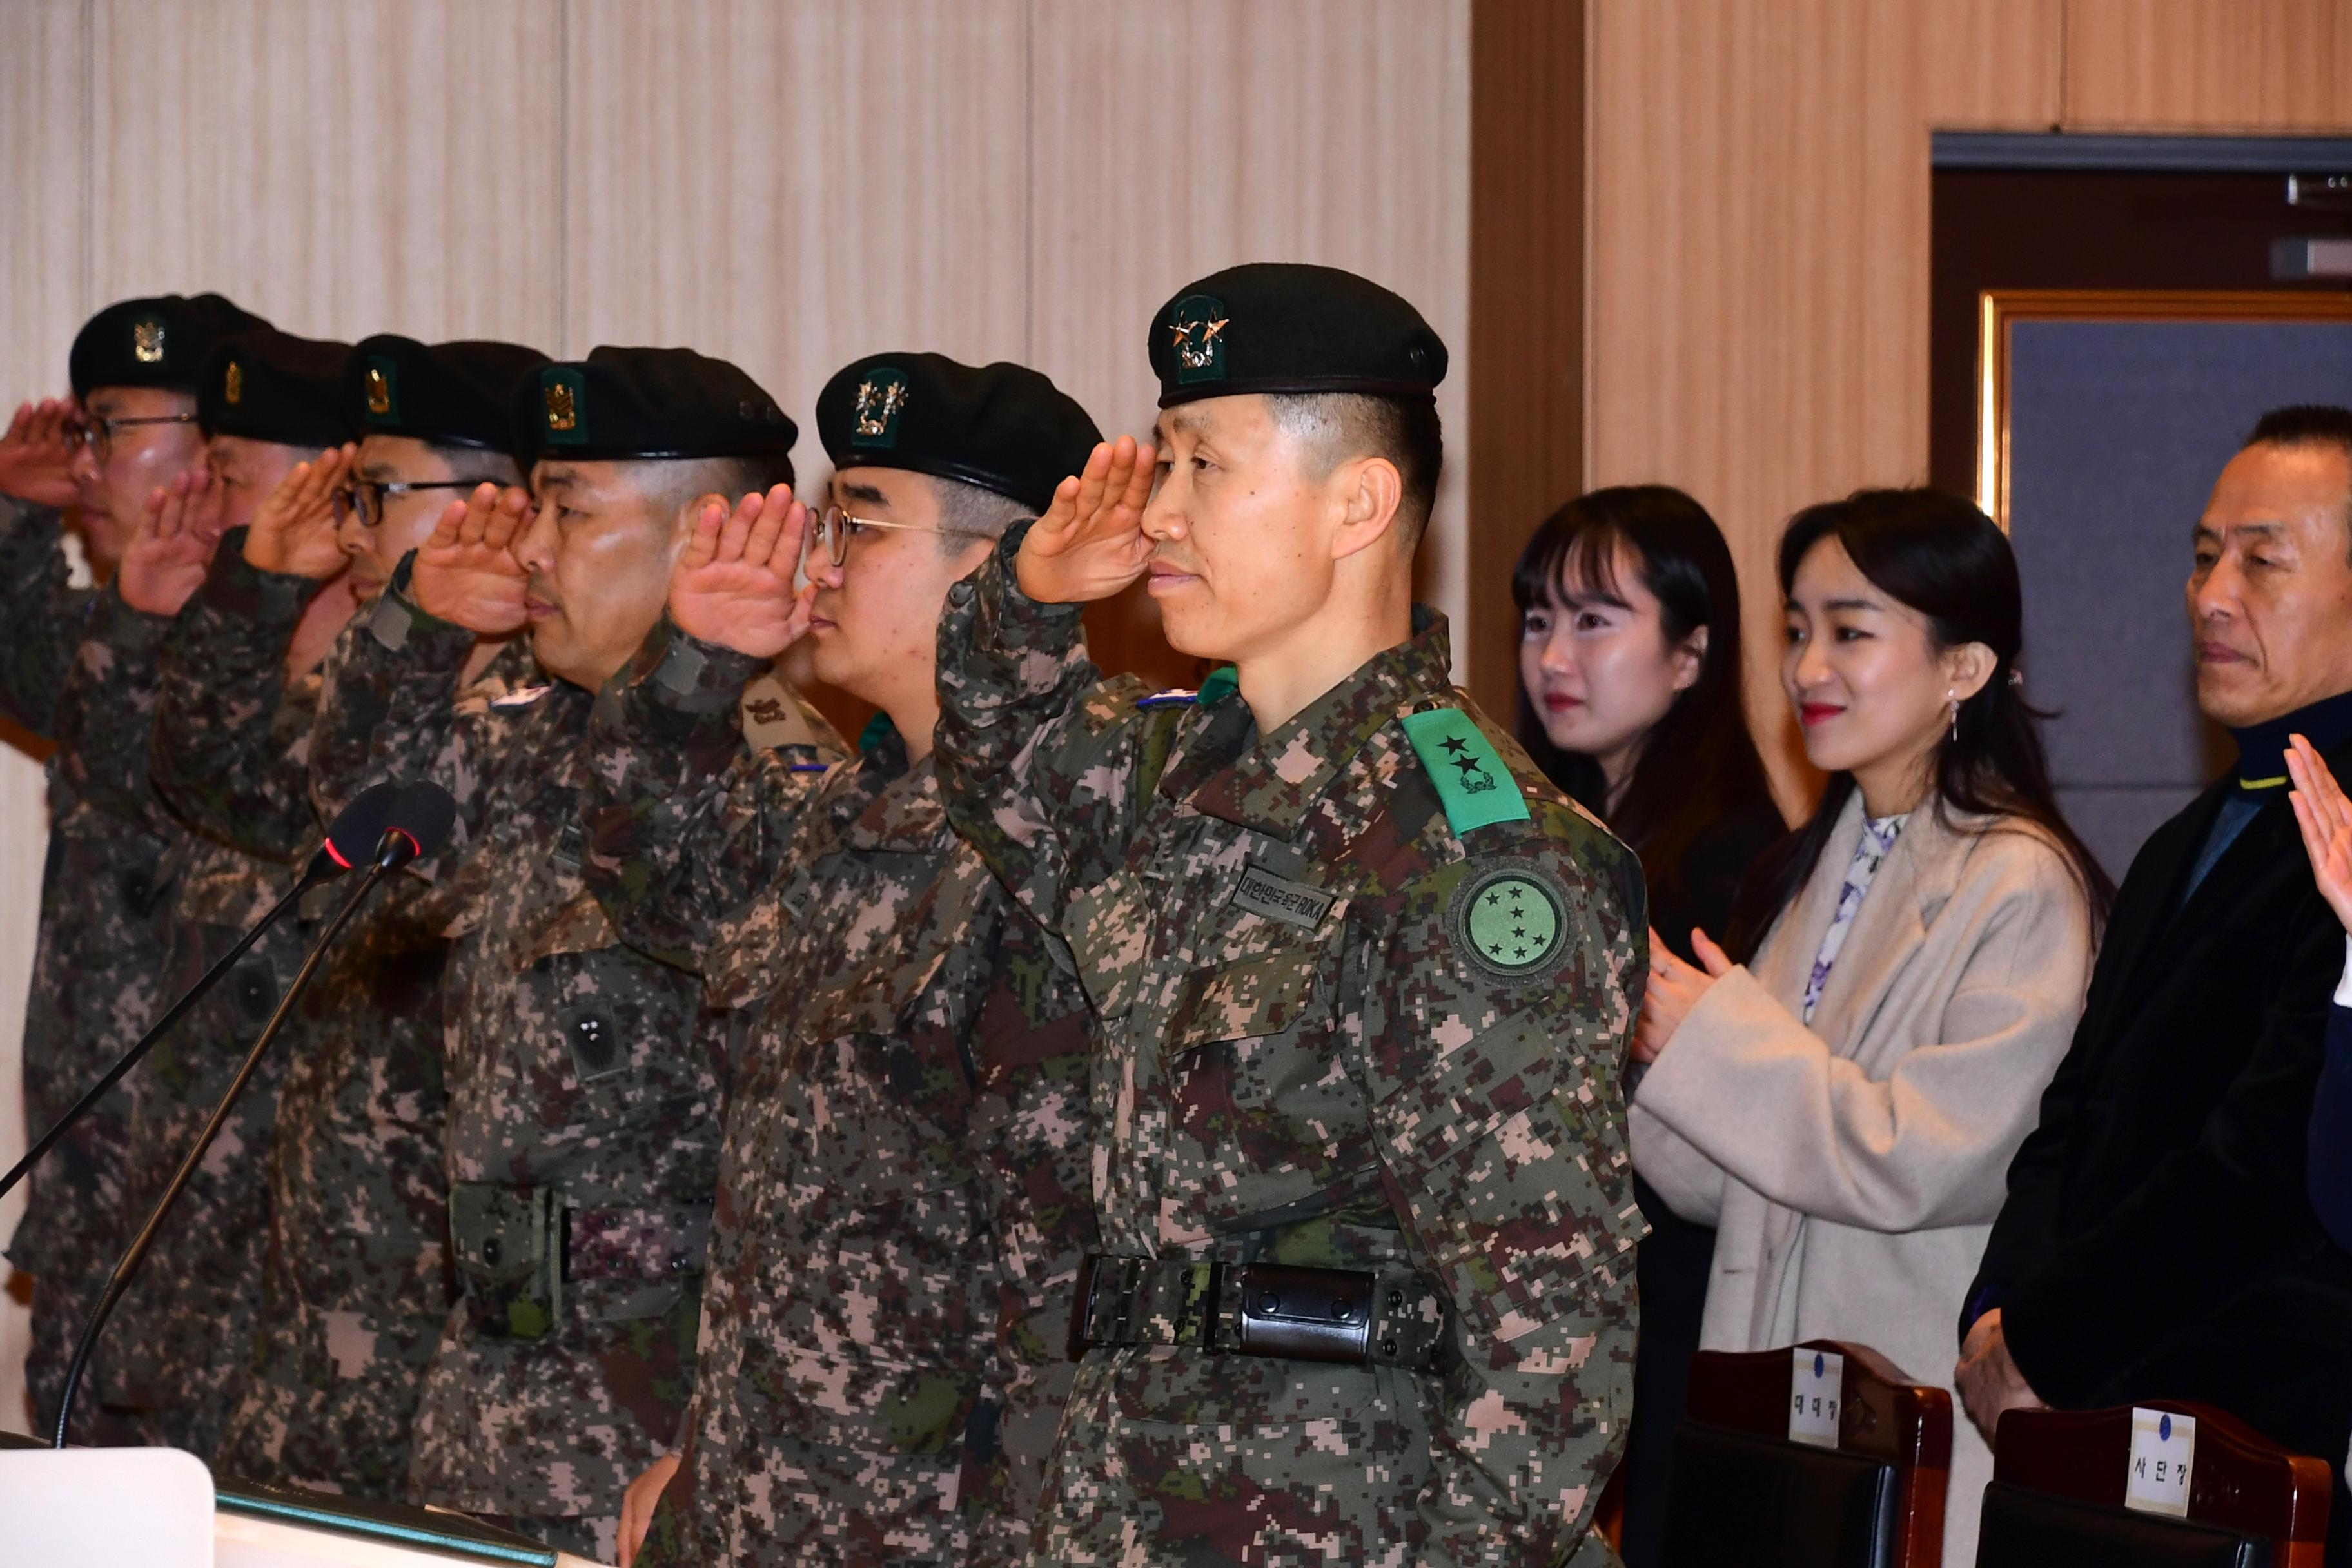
[{"xmin": 449, "ymin": 1182, "xmax": 561, "ymax": 1340}]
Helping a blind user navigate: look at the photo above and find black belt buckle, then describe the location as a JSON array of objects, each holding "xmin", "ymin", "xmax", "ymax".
[
  {"xmin": 1067, "ymin": 1254, "xmax": 1103, "ymax": 1362},
  {"xmin": 1233, "ymin": 1262, "xmax": 1374, "ymax": 1366}
]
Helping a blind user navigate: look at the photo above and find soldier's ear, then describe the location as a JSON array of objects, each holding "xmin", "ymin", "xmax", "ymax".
[{"xmin": 1329, "ymin": 453, "xmax": 1404, "ymax": 564}]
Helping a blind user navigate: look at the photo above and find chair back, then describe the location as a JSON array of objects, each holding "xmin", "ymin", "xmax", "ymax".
[
  {"xmin": 1660, "ymin": 1338, "xmax": 1950, "ymax": 1568},
  {"xmin": 1979, "ymin": 1401, "xmax": 2331, "ymax": 1568}
]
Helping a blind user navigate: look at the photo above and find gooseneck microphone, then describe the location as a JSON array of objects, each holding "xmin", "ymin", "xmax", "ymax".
[
  {"xmin": 0, "ymin": 781, "xmax": 405, "ymax": 1205},
  {"xmin": 50, "ymin": 779, "xmax": 458, "ymax": 1448}
]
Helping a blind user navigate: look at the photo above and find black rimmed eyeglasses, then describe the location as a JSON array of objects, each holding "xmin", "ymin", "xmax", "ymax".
[{"xmin": 335, "ymin": 478, "xmax": 500, "ymax": 529}]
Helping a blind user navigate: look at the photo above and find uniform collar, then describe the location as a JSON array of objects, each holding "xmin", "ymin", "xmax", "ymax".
[
  {"xmin": 843, "ymin": 740, "xmax": 949, "ymax": 852},
  {"xmin": 1170, "ymin": 605, "xmax": 1455, "ymax": 837}
]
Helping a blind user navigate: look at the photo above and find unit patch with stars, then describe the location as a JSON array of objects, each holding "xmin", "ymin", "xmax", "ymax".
[{"xmin": 1447, "ymin": 861, "xmax": 1570, "ymax": 981}]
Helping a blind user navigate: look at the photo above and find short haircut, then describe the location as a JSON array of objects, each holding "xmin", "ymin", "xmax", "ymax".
[
  {"xmin": 1264, "ymin": 391, "xmax": 1442, "ymax": 549},
  {"xmin": 2243, "ymin": 404, "xmax": 2352, "ymax": 553},
  {"xmin": 928, "ymin": 474, "xmax": 1030, "ymax": 554},
  {"xmin": 625, "ymin": 453, "xmax": 798, "ymax": 523},
  {"xmin": 427, "ymin": 441, "xmax": 522, "ymax": 487}
]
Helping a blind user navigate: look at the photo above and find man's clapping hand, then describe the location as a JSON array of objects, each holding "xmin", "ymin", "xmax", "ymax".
[
  {"xmin": 0, "ymin": 398, "xmax": 83, "ymax": 509},
  {"xmin": 668, "ymin": 485, "xmax": 815, "ymax": 658},
  {"xmin": 116, "ymin": 467, "xmax": 225, "ymax": 616},
  {"xmin": 244, "ymin": 443, "xmax": 355, "ymax": 579},
  {"xmin": 1015, "ymin": 436, "xmax": 1157, "ymax": 605},
  {"xmin": 412, "ymin": 484, "xmax": 531, "ymax": 635}
]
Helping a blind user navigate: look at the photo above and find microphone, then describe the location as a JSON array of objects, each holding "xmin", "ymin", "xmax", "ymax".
[
  {"xmin": 0, "ymin": 781, "xmax": 406, "ymax": 1204},
  {"xmin": 51, "ymin": 778, "xmax": 456, "ymax": 1447}
]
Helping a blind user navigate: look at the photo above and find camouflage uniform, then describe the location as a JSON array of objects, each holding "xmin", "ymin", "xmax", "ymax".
[
  {"xmin": 0, "ymin": 494, "xmax": 179, "ymax": 1445},
  {"xmin": 316, "ymin": 574, "xmax": 741, "ymax": 1562},
  {"xmin": 146, "ymin": 538, "xmax": 462, "ymax": 1494},
  {"xmin": 578, "ymin": 622, "xmax": 1093, "ymax": 1568},
  {"xmin": 935, "ymin": 547, "xmax": 1648, "ymax": 1568}
]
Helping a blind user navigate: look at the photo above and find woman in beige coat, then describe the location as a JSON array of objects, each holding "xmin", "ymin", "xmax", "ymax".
[{"xmin": 1630, "ymin": 489, "xmax": 2109, "ymax": 1565}]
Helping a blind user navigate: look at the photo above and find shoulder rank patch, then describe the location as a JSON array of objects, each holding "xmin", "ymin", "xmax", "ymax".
[
  {"xmin": 1449, "ymin": 862, "xmax": 1569, "ymax": 981},
  {"xmin": 1399, "ymin": 707, "xmax": 1530, "ymax": 836}
]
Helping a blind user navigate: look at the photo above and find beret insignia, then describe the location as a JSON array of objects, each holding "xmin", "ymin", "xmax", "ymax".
[
  {"xmin": 542, "ymin": 369, "xmax": 586, "ymax": 444},
  {"xmin": 223, "ymin": 359, "xmax": 244, "ymax": 404},
  {"xmin": 851, "ymin": 369, "xmax": 908, "ymax": 447},
  {"xmin": 132, "ymin": 317, "xmax": 165, "ymax": 364},
  {"xmin": 1449, "ymin": 863, "xmax": 1569, "ymax": 981},
  {"xmin": 364, "ymin": 360, "xmax": 397, "ymax": 422},
  {"xmin": 1169, "ymin": 293, "xmax": 1229, "ymax": 384}
]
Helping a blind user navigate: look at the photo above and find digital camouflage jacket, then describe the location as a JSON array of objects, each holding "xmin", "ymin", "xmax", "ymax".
[
  {"xmin": 934, "ymin": 545, "xmax": 1648, "ymax": 1568},
  {"xmin": 581, "ymin": 620, "xmax": 1093, "ymax": 1568}
]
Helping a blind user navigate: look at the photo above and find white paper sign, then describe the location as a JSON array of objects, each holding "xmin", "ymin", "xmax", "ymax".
[
  {"xmin": 2124, "ymin": 1407, "xmax": 2197, "ymax": 1516},
  {"xmin": 1788, "ymin": 1347, "xmax": 1845, "ymax": 1449}
]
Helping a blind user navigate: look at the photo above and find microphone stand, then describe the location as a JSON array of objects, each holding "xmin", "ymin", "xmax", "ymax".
[
  {"xmin": 49, "ymin": 852, "xmax": 397, "ymax": 1448},
  {"xmin": 0, "ymin": 872, "xmax": 319, "ymax": 1204}
]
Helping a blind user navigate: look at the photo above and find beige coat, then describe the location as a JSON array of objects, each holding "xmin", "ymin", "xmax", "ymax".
[{"xmin": 1631, "ymin": 790, "xmax": 2093, "ymax": 1567}]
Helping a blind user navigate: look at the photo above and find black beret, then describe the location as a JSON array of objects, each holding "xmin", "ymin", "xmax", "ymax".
[
  {"xmin": 347, "ymin": 336, "xmax": 550, "ymax": 454},
  {"xmin": 511, "ymin": 346, "xmax": 796, "ymax": 467},
  {"xmin": 1148, "ymin": 262, "xmax": 1447, "ymax": 408},
  {"xmin": 199, "ymin": 330, "xmax": 355, "ymax": 447},
  {"xmin": 70, "ymin": 293, "xmax": 272, "ymax": 400},
  {"xmin": 816, "ymin": 353, "xmax": 1101, "ymax": 514}
]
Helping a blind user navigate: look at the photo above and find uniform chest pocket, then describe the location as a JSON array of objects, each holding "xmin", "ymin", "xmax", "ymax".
[
  {"xmin": 1166, "ymin": 954, "xmax": 1320, "ymax": 1053},
  {"xmin": 1161, "ymin": 954, "xmax": 1333, "ymax": 1119}
]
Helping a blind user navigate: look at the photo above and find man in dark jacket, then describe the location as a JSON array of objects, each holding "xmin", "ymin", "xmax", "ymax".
[{"xmin": 1960, "ymin": 404, "xmax": 2352, "ymax": 1550}]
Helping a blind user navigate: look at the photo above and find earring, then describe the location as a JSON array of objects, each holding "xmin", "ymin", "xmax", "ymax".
[{"xmin": 1948, "ymin": 689, "xmax": 1959, "ymax": 742}]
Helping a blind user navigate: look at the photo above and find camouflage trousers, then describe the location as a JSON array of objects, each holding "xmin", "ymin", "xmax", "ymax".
[{"xmin": 215, "ymin": 1297, "xmax": 445, "ymax": 1497}]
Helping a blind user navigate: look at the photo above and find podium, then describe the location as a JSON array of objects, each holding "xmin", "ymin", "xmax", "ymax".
[{"xmin": 0, "ymin": 1439, "xmax": 609, "ymax": 1567}]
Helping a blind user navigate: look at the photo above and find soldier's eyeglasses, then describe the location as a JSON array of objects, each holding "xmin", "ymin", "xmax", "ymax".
[
  {"xmin": 812, "ymin": 504, "xmax": 999, "ymax": 567},
  {"xmin": 74, "ymin": 412, "xmax": 197, "ymax": 465},
  {"xmin": 336, "ymin": 478, "xmax": 498, "ymax": 528}
]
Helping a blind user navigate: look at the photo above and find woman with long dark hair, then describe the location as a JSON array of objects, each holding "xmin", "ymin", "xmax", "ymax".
[
  {"xmin": 1629, "ymin": 489, "xmax": 2108, "ymax": 1565},
  {"xmin": 1512, "ymin": 485, "xmax": 1780, "ymax": 1568}
]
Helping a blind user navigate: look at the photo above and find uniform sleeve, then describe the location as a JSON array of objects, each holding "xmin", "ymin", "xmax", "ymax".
[
  {"xmin": 933, "ymin": 535, "xmax": 1152, "ymax": 937},
  {"xmin": 0, "ymin": 496, "xmax": 93, "ymax": 736},
  {"xmin": 1356, "ymin": 832, "xmax": 1648, "ymax": 1568},
  {"xmin": 1997, "ymin": 883, "xmax": 2342, "ymax": 1406},
  {"xmin": 308, "ymin": 556, "xmax": 494, "ymax": 859},
  {"xmin": 1633, "ymin": 854, "xmax": 2092, "ymax": 1233},
  {"xmin": 55, "ymin": 585, "xmax": 175, "ymax": 830},
  {"xmin": 150, "ymin": 528, "xmax": 327, "ymax": 860},
  {"xmin": 580, "ymin": 619, "xmax": 832, "ymax": 974}
]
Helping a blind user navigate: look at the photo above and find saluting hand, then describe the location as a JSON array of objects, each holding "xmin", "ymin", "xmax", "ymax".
[
  {"xmin": 1015, "ymin": 435, "xmax": 1157, "ymax": 604},
  {"xmin": 2289, "ymin": 734, "xmax": 2352, "ymax": 939},
  {"xmin": 116, "ymin": 466, "xmax": 226, "ymax": 616},
  {"xmin": 0, "ymin": 398, "xmax": 83, "ymax": 508},
  {"xmin": 413, "ymin": 483, "xmax": 531, "ymax": 635},
  {"xmin": 1631, "ymin": 927, "xmax": 1734, "ymax": 1064},
  {"xmin": 668, "ymin": 484, "xmax": 814, "ymax": 658},
  {"xmin": 244, "ymin": 442, "xmax": 355, "ymax": 579}
]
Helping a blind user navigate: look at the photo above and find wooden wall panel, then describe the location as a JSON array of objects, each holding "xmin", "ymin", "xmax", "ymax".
[
  {"xmin": 1467, "ymin": 0, "xmax": 1583, "ymax": 721},
  {"xmin": 0, "ymin": 0, "xmax": 89, "ymax": 1440},
  {"xmin": 88, "ymin": 0, "xmax": 564, "ymax": 346},
  {"xmin": 2064, "ymin": 0, "xmax": 2352, "ymax": 130},
  {"xmin": 1585, "ymin": 0, "xmax": 2063, "ymax": 807},
  {"xmin": 1027, "ymin": 0, "xmax": 1473, "ymax": 678}
]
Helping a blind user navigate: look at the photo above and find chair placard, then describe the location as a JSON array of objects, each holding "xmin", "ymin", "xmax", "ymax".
[
  {"xmin": 1787, "ymin": 1346, "xmax": 1844, "ymax": 1448},
  {"xmin": 2123, "ymin": 1406, "xmax": 2197, "ymax": 1516}
]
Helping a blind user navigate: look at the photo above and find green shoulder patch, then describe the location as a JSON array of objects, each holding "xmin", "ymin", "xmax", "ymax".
[
  {"xmin": 1399, "ymin": 707, "xmax": 1530, "ymax": 836},
  {"xmin": 1448, "ymin": 861, "xmax": 1569, "ymax": 981}
]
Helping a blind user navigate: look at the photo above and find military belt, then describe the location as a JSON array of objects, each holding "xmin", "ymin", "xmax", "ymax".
[{"xmin": 1070, "ymin": 1253, "xmax": 1453, "ymax": 1373}]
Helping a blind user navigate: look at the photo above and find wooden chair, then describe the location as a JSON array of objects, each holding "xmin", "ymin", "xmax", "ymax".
[
  {"xmin": 1660, "ymin": 1338, "xmax": 1952, "ymax": 1568},
  {"xmin": 1980, "ymin": 1401, "xmax": 2332, "ymax": 1567}
]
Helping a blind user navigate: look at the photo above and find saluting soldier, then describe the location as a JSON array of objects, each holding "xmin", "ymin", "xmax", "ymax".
[
  {"xmin": 106, "ymin": 328, "xmax": 358, "ymax": 1458},
  {"xmin": 144, "ymin": 335, "xmax": 547, "ymax": 1494},
  {"xmin": 0, "ymin": 293, "xmax": 264, "ymax": 1442},
  {"xmin": 584, "ymin": 354, "xmax": 1102, "ymax": 1568},
  {"xmin": 934, "ymin": 264, "xmax": 1647, "ymax": 1566},
  {"xmin": 315, "ymin": 348, "xmax": 830, "ymax": 1560}
]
